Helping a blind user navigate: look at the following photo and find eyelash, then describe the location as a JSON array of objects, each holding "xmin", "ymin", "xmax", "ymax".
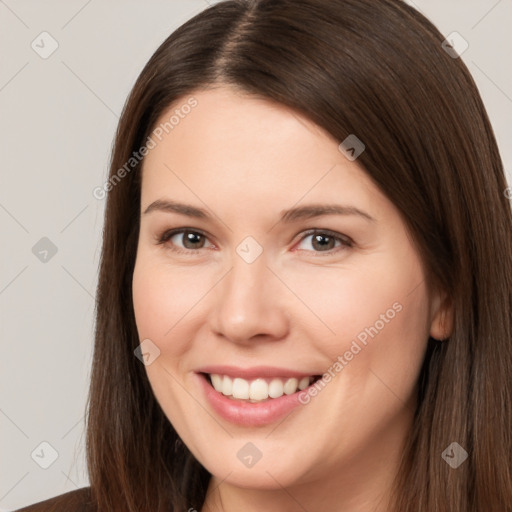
[{"xmin": 156, "ymin": 228, "xmax": 354, "ymax": 256}]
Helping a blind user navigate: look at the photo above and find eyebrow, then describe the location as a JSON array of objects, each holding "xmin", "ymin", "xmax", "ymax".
[{"xmin": 143, "ymin": 199, "xmax": 375, "ymax": 223}]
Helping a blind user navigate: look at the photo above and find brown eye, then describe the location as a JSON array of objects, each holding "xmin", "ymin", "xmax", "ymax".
[
  {"xmin": 157, "ymin": 228, "xmax": 214, "ymax": 254},
  {"xmin": 311, "ymin": 233, "xmax": 336, "ymax": 251},
  {"xmin": 176, "ymin": 231, "xmax": 206, "ymax": 249},
  {"xmin": 295, "ymin": 230, "xmax": 353, "ymax": 254}
]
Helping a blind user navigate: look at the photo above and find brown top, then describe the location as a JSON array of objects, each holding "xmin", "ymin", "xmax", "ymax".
[{"xmin": 13, "ymin": 487, "xmax": 94, "ymax": 512}]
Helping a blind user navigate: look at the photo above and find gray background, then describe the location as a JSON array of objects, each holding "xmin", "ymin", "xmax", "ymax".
[{"xmin": 1, "ymin": 0, "xmax": 510, "ymax": 509}]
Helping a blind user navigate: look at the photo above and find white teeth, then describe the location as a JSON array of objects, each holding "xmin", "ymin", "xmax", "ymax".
[
  {"xmin": 298, "ymin": 376, "xmax": 310, "ymax": 390},
  {"xmin": 283, "ymin": 377, "xmax": 298, "ymax": 395},
  {"xmin": 208, "ymin": 374, "xmax": 315, "ymax": 401},
  {"xmin": 211, "ymin": 374, "xmax": 223, "ymax": 392},
  {"xmin": 249, "ymin": 378, "xmax": 268, "ymax": 400},
  {"xmin": 268, "ymin": 378, "xmax": 284, "ymax": 398},
  {"xmin": 232, "ymin": 378, "xmax": 250, "ymax": 399},
  {"xmin": 221, "ymin": 375, "xmax": 232, "ymax": 396}
]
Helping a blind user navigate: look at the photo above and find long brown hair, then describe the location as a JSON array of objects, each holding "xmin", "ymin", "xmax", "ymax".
[{"xmin": 86, "ymin": 0, "xmax": 512, "ymax": 510}]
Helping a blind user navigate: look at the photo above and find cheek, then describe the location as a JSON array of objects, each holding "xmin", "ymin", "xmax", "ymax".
[
  {"xmin": 365, "ymin": 285, "xmax": 431, "ymax": 394},
  {"xmin": 131, "ymin": 258, "xmax": 210, "ymax": 434},
  {"xmin": 281, "ymin": 256, "xmax": 427, "ymax": 353},
  {"xmin": 342, "ymin": 275, "xmax": 429, "ymax": 416},
  {"xmin": 132, "ymin": 258, "xmax": 212, "ymax": 358},
  {"xmin": 283, "ymin": 250, "xmax": 430, "ymax": 406}
]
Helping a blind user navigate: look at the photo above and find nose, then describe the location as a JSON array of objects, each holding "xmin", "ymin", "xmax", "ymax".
[{"xmin": 209, "ymin": 251, "xmax": 290, "ymax": 345}]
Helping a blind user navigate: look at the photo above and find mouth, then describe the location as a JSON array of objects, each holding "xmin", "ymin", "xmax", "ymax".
[
  {"xmin": 200, "ymin": 372, "xmax": 323, "ymax": 403},
  {"xmin": 195, "ymin": 367, "xmax": 325, "ymax": 426}
]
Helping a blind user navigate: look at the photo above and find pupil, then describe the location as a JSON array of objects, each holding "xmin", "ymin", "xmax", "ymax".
[
  {"xmin": 184, "ymin": 232, "xmax": 203, "ymax": 249},
  {"xmin": 313, "ymin": 234, "xmax": 333, "ymax": 251}
]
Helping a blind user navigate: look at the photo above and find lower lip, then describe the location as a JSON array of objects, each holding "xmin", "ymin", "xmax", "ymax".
[{"xmin": 197, "ymin": 373, "xmax": 306, "ymax": 427}]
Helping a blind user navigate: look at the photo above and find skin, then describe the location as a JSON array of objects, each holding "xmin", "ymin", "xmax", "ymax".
[{"xmin": 132, "ymin": 86, "xmax": 452, "ymax": 512}]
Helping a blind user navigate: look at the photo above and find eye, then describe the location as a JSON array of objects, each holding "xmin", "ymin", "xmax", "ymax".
[
  {"xmin": 156, "ymin": 228, "xmax": 353, "ymax": 256},
  {"xmin": 157, "ymin": 228, "xmax": 215, "ymax": 254},
  {"xmin": 295, "ymin": 229, "xmax": 353, "ymax": 254}
]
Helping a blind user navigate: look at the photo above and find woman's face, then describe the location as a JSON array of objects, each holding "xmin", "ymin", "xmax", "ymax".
[{"xmin": 132, "ymin": 87, "xmax": 447, "ymax": 498}]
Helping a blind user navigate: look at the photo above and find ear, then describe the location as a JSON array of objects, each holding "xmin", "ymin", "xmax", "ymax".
[{"xmin": 429, "ymin": 291, "xmax": 453, "ymax": 341}]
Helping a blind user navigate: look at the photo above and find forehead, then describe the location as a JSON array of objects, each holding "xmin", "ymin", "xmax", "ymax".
[{"xmin": 140, "ymin": 87, "xmax": 381, "ymax": 218}]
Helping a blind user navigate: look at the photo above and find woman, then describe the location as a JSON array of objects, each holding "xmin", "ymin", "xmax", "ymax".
[{"xmin": 17, "ymin": 0, "xmax": 512, "ymax": 510}]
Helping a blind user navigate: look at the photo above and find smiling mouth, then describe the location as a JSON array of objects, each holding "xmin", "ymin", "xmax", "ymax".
[{"xmin": 201, "ymin": 372, "xmax": 322, "ymax": 403}]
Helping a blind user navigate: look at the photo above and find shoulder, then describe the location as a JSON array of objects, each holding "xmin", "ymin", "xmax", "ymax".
[{"xmin": 13, "ymin": 487, "xmax": 95, "ymax": 512}]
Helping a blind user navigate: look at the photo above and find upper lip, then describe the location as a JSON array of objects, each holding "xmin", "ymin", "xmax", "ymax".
[{"xmin": 195, "ymin": 365, "xmax": 320, "ymax": 380}]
